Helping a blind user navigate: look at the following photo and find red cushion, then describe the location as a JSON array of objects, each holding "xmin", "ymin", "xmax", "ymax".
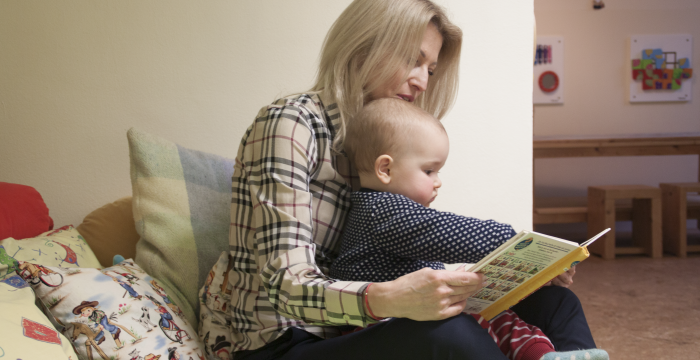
[{"xmin": 0, "ymin": 182, "xmax": 54, "ymax": 240}]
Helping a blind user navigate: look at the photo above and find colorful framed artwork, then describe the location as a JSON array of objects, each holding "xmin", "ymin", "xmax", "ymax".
[
  {"xmin": 534, "ymin": 36, "xmax": 564, "ymax": 104},
  {"xmin": 630, "ymin": 34, "xmax": 693, "ymax": 103}
]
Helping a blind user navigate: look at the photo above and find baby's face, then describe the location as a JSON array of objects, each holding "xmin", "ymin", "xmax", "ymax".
[{"xmin": 386, "ymin": 124, "xmax": 448, "ymax": 207}]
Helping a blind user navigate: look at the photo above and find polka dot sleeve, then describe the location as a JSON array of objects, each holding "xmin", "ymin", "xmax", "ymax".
[{"xmin": 371, "ymin": 193, "xmax": 517, "ymax": 264}]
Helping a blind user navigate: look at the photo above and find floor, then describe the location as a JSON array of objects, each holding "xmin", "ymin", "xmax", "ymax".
[
  {"xmin": 573, "ymin": 254, "xmax": 700, "ymax": 359},
  {"xmin": 542, "ymin": 225, "xmax": 700, "ymax": 360}
]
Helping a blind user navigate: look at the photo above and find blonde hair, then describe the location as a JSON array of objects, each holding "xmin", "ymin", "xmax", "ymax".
[
  {"xmin": 309, "ymin": 0, "xmax": 462, "ymax": 153},
  {"xmin": 345, "ymin": 98, "xmax": 445, "ymax": 173}
]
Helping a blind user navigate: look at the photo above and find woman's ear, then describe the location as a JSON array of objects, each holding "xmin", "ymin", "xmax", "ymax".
[{"xmin": 375, "ymin": 155, "xmax": 393, "ymax": 185}]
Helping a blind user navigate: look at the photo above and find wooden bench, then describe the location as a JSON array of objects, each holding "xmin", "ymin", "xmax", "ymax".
[
  {"xmin": 533, "ymin": 134, "xmax": 700, "ymax": 227},
  {"xmin": 533, "ymin": 196, "xmax": 634, "ymax": 225},
  {"xmin": 533, "ymin": 134, "xmax": 700, "ymax": 259}
]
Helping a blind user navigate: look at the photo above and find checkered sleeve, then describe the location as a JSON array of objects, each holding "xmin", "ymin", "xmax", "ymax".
[
  {"xmin": 245, "ymin": 101, "xmax": 372, "ymax": 327},
  {"xmin": 373, "ymin": 194, "xmax": 517, "ymax": 264}
]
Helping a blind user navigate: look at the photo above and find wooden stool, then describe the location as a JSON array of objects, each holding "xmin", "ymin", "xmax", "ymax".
[
  {"xmin": 660, "ymin": 182, "xmax": 700, "ymax": 257},
  {"xmin": 587, "ymin": 185, "xmax": 662, "ymax": 260}
]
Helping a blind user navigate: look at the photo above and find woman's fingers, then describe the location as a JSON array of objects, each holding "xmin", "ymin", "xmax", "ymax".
[
  {"xmin": 443, "ymin": 270, "xmax": 483, "ymax": 287},
  {"xmin": 441, "ymin": 299, "xmax": 469, "ymax": 319},
  {"xmin": 438, "ymin": 271, "xmax": 485, "ymax": 297},
  {"xmin": 448, "ymin": 291, "xmax": 472, "ymax": 305}
]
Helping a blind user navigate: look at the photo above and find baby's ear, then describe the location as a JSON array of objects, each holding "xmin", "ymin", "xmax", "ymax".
[{"xmin": 375, "ymin": 155, "xmax": 393, "ymax": 184}]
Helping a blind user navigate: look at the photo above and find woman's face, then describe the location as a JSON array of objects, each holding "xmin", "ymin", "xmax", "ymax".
[{"xmin": 368, "ymin": 23, "xmax": 443, "ymax": 103}]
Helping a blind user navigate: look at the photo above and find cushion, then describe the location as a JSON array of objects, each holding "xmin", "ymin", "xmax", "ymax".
[
  {"xmin": 0, "ymin": 182, "xmax": 54, "ymax": 240},
  {"xmin": 76, "ymin": 197, "xmax": 140, "ymax": 268},
  {"xmin": 0, "ymin": 276, "xmax": 79, "ymax": 359},
  {"xmin": 0, "ymin": 226, "xmax": 102, "ymax": 281},
  {"xmin": 20, "ymin": 259, "xmax": 206, "ymax": 360},
  {"xmin": 128, "ymin": 127, "xmax": 234, "ymax": 328}
]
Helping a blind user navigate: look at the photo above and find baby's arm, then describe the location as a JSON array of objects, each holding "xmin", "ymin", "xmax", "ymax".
[{"xmin": 372, "ymin": 194, "xmax": 516, "ymax": 264}]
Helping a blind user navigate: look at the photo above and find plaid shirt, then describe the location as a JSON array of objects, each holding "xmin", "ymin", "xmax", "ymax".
[{"xmin": 219, "ymin": 93, "xmax": 370, "ymax": 351}]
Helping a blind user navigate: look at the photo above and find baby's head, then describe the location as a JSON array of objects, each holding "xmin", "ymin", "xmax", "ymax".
[{"xmin": 345, "ymin": 98, "xmax": 449, "ymax": 207}]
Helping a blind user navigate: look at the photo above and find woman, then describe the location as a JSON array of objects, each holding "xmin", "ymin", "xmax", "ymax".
[{"xmin": 199, "ymin": 1, "xmax": 597, "ymax": 359}]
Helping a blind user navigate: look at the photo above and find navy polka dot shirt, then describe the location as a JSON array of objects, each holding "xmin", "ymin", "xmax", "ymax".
[{"xmin": 329, "ymin": 189, "xmax": 517, "ymax": 283}]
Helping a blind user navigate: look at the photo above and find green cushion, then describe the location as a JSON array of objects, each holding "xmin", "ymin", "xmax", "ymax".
[{"xmin": 128, "ymin": 127, "xmax": 234, "ymax": 327}]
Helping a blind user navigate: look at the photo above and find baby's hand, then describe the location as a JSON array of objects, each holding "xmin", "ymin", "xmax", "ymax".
[{"xmin": 547, "ymin": 266, "xmax": 576, "ymax": 288}]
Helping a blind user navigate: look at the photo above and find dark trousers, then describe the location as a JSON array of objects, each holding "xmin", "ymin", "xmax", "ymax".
[
  {"xmin": 511, "ymin": 286, "xmax": 596, "ymax": 351},
  {"xmin": 236, "ymin": 286, "xmax": 596, "ymax": 360}
]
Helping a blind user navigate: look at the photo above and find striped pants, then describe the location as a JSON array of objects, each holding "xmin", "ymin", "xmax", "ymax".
[{"xmin": 473, "ymin": 310, "xmax": 554, "ymax": 360}]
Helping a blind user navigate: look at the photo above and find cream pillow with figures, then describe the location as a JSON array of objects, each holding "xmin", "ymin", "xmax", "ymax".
[{"xmin": 16, "ymin": 259, "xmax": 205, "ymax": 360}]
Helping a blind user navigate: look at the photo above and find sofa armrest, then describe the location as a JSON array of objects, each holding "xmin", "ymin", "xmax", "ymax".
[{"xmin": 76, "ymin": 196, "xmax": 139, "ymax": 267}]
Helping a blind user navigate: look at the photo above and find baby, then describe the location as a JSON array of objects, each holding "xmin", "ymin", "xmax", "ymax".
[{"xmin": 329, "ymin": 98, "xmax": 608, "ymax": 360}]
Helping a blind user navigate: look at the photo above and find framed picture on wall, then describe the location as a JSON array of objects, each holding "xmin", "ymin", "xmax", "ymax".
[
  {"xmin": 533, "ymin": 36, "xmax": 564, "ymax": 105},
  {"xmin": 630, "ymin": 34, "xmax": 693, "ymax": 103}
]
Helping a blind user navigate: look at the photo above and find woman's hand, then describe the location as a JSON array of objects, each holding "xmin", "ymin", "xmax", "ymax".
[
  {"xmin": 547, "ymin": 265, "xmax": 576, "ymax": 288},
  {"xmin": 367, "ymin": 268, "xmax": 484, "ymax": 321}
]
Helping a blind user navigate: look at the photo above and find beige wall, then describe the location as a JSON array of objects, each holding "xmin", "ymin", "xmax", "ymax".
[
  {"xmin": 0, "ymin": 1, "xmax": 534, "ymax": 231},
  {"xmin": 534, "ymin": 0, "xmax": 700, "ymax": 199}
]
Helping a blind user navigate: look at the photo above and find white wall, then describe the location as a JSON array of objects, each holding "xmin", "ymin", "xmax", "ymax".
[
  {"xmin": 534, "ymin": 0, "xmax": 700, "ymax": 199},
  {"xmin": 0, "ymin": 1, "xmax": 534, "ymax": 231},
  {"xmin": 433, "ymin": 0, "xmax": 534, "ymax": 230}
]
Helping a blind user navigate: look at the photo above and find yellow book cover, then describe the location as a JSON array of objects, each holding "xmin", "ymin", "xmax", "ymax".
[{"xmin": 463, "ymin": 229, "xmax": 609, "ymax": 321}]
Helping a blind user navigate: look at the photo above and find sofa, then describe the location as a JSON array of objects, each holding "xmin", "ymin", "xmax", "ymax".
[{"xmin": 0, "ymin": 127, "xmax": 235, "ymax": 360}]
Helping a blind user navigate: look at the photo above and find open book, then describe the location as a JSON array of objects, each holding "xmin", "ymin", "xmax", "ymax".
[{"xmin": 463, "ymin": 228, "xmax": 610, "ymax": 321}]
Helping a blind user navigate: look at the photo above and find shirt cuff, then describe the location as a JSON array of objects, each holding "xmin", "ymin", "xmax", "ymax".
[{"xmin": 325, "ymin": 280, "xmax": 376, "ymax": 326}]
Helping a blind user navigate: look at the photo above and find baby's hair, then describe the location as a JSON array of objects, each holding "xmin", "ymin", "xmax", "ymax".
[{"xmin": 345, "ymin": 98, "xmax": 445, "ymax": 173}]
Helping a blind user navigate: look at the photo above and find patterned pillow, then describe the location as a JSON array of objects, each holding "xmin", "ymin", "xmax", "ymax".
[
  {"xmin": 0, "ymin": 225, "xmax": 102, "ymax": 281},
  {"xmin": 19, "ymin": 259, "xmax": 205, "ymax": 360},
  {"xmin": 0, "ymin": 276, "xmax": 79, "ymax": 359},
  {"xmin": 128, "ymin": 127, "xmax": 234, "ymax": 327}
]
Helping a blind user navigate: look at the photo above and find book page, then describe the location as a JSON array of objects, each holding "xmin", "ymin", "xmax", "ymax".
[{"xmin": 463, "ymin": 232, "xmax": 580, "ymax": 314}]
